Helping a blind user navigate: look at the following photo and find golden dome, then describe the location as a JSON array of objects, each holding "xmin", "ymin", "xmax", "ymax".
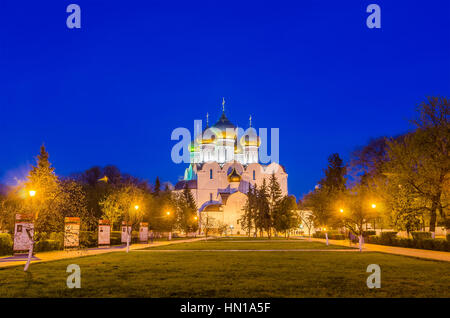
[
  {"xmin": 227, "ymin": 167, "xmax": 242, "ymax": 183},
  {"xmin": 240, "ymin": 127, "xmax": 260, "ymax": 147},
  {"xmin": 195, "ymin": 127, "xmax": 217, "ymax": 144},
  {"xmin": 212, "ymin": 112, "xmax": 237, "ymax": 139}
]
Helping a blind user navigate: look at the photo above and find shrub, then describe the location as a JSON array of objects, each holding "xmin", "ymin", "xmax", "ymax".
[
  {"xmin": 366, "ymin": 234, "xmax": 450, "ymax": 252},
  {"xmin": 380, "ymin": 231, "xmax": 397, "ymax": 243},
  {"xmin": 362, "ymin": 230, "xmax": 376, "ymax": 237},
  {"xmin": 111, "ymin": 231, "xmax": 122, "ymax": 245},
  {"xmin": 312, "ymin": 232, "xmax": 325, "ymax": 239},
  {"xmin": 35, "ymin": 239, "xmax": 63, "ymax": 252},
  {"xmin": 35, "ymin": 232, "xmax": 49, "ymax": 241},
  {"xmin": 329, "ymin": 234, "xmax": 345, "ymax": 240},
  {"xmin": 438, "ymin": 218, "xmax": 450, "ymax": 230},
  {"xmin": 312, "ymin": 231, "xmax": 345, "ymax": 240},
  {"xmin": 49, "ymin": 232, "xmax": 64, "ymax": 249},
  {"xmin": 0, "ymin": 233, "xmax": 13, "ymax": 256},
  {"xmin": 411, "ymin": 231, "xmax": 432, "ymax": 241},
  {"xmin": 437, "ymin": 239, "xmax": 450, "ymax": 251},
  {"xmin": 80, "ymin": 231, "xmax": 98, "ymax": 248}
]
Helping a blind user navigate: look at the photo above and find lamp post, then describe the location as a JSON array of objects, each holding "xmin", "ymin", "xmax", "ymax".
[
  {"xmin": 166, "ymin": 211, "xmax": 172, "ymax": 240},
  {"xmin": 193, "ymin": 216, "xmax": 199, "ymax": 237},
  {"xmin": 124, "ymin": 205, "xmax": 140, "ymax": 253},
  {"xmin": 339, "ymin": 208, "xmax": 354, "ymax": 247}
]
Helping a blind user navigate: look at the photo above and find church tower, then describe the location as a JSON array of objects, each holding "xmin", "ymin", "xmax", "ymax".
[
  {"xmin": 240, "ymin": 115, "xmax": 260, "ymax": 164},
  {"xmin": 213, "ymin": 98, "xmax": 236, "ymax": 164},
  {"xmin": 188, "ymin": 98, "xmax": 261, "ymax": 166}
]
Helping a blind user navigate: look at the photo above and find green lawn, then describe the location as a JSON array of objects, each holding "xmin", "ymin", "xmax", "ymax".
[
  {"xmin": 142, "ymin": 239, "xmax": 353, "ymax": 250},
  {"xmin": 0, "ymin": 239, "xmax": 448, "ymax": 297}
]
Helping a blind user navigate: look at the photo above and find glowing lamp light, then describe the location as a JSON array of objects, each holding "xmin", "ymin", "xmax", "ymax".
[
  {"xmin": 193, "ymin": 216, "xmax": 198, "ymax": 221},
  {"xmin": 29, "ymin": 190, "xmax": 36, "ymax": 197},
  {"xmin": 134, "ymin": 205, "xmax": 139, "ymax": 210},
  {"xmin": 371, "ymin": 204, "xmax": 376, "ymax": 209},
  {"xmin": 339, "ymin": 209, "xmax": 344, "ymax": 213},
  {"xmin": 166, "ymin": 211, "xmax": 171, "ymax": 216}
]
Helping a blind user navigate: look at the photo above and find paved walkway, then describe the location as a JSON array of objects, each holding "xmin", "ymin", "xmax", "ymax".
[
  {"xmin": 305, "ymin": 237, "xmax": 450, "ymax": 262},
  {"xmin": 0, "ymin": 238, "xmax": 205, "ymax": 269}
]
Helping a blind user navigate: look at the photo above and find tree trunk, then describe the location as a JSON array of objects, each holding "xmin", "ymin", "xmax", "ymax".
[
  {"xmin": 429, "ymin": 201, "xmax": 438, "ymax": 233},
  {"xmin": 126, "ymin": 227, "xmax": 131, "ymax": 253},
  {"xmin": 24, "ymin": 241, "xmax": 34, "ymax": 272}
]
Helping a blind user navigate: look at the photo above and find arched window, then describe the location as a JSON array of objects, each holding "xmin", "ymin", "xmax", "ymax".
[
  {"xmin": 210, "ymin": 169, "xmax": 213, "ymax": 179},
  {"xmin": 253, "ymin": 170, "xmax": 256, "ymax": 180}
]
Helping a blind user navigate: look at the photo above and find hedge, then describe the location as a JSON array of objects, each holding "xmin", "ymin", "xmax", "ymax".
[
  {"xmin": 35, "ymin": 239, "xmax": 63, "ymax": 252},
  {"xmin": 366, "ymin": 235, "xmax": 450, "ymax": 252},
  {"xmin": 80, "ymin": 231, "xmax": 98, "ymax": 248},
  {"xmin": 362, "ymin": 230, "xmax": 376, "ymax": 237},
  {"xmin": 312, "ymin": 231, "xmax": 346, "ymax": 240},
  {"xmin": 0, "ymin": 233, "xmax": 13, "ymax": 256},
  {"xmin": 411, "ymin": 231, "xmax": 432, "ymax": 240},
  {"xmin": 379, "ymin": 231, "xmax": 398, "ymax": 243}
]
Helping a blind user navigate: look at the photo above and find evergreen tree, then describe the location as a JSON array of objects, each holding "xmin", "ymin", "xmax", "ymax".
[
  {"xmin": 177, "ymin": 184, "xmax": 198, "ymax": 234},
  {"xmin": 272, "ymin": 195, "xmax": 298, "ymax": 237},
  {"xmin": 153, "ymin": 176, "xmax": 161, "ymax": 196},
  {"xmin": 268, "ymin": 173, "xmax": 283, "ymax": 236},
  {"xmin": 268, "ymin": 173, "xmax": 283, "ymax": 207},
  {"xmin": 256, "ymin": 179, "xmax": 271, "ymax": 238},
  {"xmin": 26, "ymin": 145, "xmax": 61, "ymax": 233},
  {"xmin": 28, "ymin": 145, "xmax": 58, "ymax": 194},
  {"xmin": 240, "ymin": 185, "xmax": 257, "ymax": 236},
  {"xmin": 319, "ymin": 153, "xmax": 347, "ymax": 194}
]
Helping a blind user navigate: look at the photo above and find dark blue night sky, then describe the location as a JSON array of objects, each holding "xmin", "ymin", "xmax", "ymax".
[{"xmin": 1, "ymin": 0, "xmax": 449, "ymax": 198}]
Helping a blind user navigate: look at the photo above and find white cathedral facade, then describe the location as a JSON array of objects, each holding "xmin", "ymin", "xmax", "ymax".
[{"xmin": 174, "ymin": 101, "xmax": 288, "ymax": 234}]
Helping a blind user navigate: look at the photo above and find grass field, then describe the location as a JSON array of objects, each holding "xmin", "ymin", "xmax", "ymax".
[
  {"xmin": 142, "ymin": 239, "xmax": 353, "ymax": 250},
  {"xmin": 0, "ymin": 239, "xmax": 448, "ymax": 297}
]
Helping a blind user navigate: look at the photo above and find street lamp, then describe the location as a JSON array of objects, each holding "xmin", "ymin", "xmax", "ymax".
[
  {"xmin": 339, "ymin": 208, "xmax": 344, "ymax": 213},
  {"xmin": 164, "ymin": 211, "xmax": 172, "ymax": 240},
  {"xmin": 134, "ymin": 205, "xmax": 139, "ymax": 210},
  {"xmin": 29, "ymin": 190, "xmax": 36, "ymax": 197},
  {"xmin": 371, "ymin": 203, "xmax": 376, "ymax": 209}
]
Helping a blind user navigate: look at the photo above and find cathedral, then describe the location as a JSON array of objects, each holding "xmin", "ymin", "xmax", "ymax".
[{"xmin": 174, "ymin": 100, "xmax": 288, "ymax": 234}]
